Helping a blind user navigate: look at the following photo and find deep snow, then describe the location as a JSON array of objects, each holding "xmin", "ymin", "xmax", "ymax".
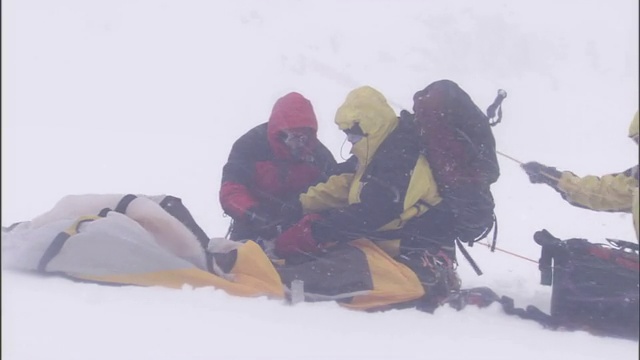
[{"xmin": 2, "ymin": 1, "xmax": 638, "ymax": 359}]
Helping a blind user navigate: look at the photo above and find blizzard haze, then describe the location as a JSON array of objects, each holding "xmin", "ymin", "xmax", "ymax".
[{"xmin": 2, "ymin": 1, "xmax": 639, "ymax": 359}]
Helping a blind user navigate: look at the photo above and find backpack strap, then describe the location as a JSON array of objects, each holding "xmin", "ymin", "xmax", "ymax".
[
  {"xmin": 159, "ymin": 195, "xmax": 212, "ymax": 250},
  {"xmin": 489, "ymin": 213, "xmax": 498, "ymax": 251},
  {"xmin": 454, "ymin": 212, "xmax": 498, "ymax": 276},
  {"xmin": 455, "ymin": 238, "xmax": 483, "ymax": 275},
  {"xmin": 445, "ymin": 287, "xmax": 560, "ymax": 329},
  {"xmin": 498, "ymin": 295, "xmax": 560, "ymax": 329},
  {"xmin": 465, "ymin": 211, "xmax": 498, "ymax": 251},
  {"xmin": 533, "ymin": 229, "xmax": 563, "ymax": 285}
]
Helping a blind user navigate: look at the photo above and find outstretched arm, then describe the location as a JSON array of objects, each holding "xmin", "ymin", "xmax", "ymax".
[{"xmin": 556, "ymin": 166, "xmax": 638, "ymax": 212}]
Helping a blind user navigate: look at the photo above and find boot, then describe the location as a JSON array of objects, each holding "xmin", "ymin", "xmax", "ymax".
[{"xmin": 398, "ymin": 246, "xmax": 461, "ymax": 312}]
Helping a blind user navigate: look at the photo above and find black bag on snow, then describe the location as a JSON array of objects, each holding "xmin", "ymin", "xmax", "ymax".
[{"xmin": 535, "ymin": 229, "xmax": 640, "ymax": 340}]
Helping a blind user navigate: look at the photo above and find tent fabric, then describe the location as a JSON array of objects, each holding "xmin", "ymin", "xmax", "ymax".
[{"xmin": 2, "ymin": 194, "xmax": 425, "ymax": 310}]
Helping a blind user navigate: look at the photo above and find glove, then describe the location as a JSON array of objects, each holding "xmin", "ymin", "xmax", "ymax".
[
  {"xmin": 274, "ymin": 214, "xmax": 323, "ymax": 258},
  {"xmin": 399, "ymin": 109, "xmax": 415, "ymax": 122},
  {"xmin": 279, "ymin": 198, "xmax": 304, "ymax": 224},
  {"xmin": 521, "ymin": 162, "xmax": 562, "ymax": 185},
  {"xmin": 246, "ymin": 206, "xmax": 280, "ymax": 239}
]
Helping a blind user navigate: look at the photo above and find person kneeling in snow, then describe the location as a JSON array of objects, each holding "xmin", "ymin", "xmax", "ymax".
[
  {"xmin": 219, "ymin": 92, "xmax": 355, "ymax": 244},
  {"xmin": 273, "ymin": 86, "xmax": 460, "ymax": 310},
  {"xmin": 521, "ymin": 110, "xmax": 639, "ymax": 241}
]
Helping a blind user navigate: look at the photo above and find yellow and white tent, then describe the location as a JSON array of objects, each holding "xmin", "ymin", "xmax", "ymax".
[{"xmin": 2, "ymin": 194, "xmax": 425, "ymax": 311}]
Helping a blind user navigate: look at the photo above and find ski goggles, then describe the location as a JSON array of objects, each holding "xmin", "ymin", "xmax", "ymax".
[{"xmin": 344, "ymin": 123, "xmax": 366, "ymax": 144}]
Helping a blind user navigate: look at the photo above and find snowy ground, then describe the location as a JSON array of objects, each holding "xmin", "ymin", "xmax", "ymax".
[{"xmin": 2, "ymin": 0, "xmax": 638, "ymax": 359}]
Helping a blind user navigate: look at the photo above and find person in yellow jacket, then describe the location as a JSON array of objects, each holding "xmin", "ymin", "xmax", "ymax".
[
  {"xmin": 272, "ymin": 86, "xmax": 461, "ymax": 306},
  {"xmin": 521, "ymin": 111, "xmax": 639, "ymax": 241}
]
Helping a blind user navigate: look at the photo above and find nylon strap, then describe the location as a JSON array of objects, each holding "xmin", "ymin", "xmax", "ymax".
[
  {"xmin": 37, "ymin": 215, "xmax": 101, "ymax": 272},
  {"xmin": 115, "ymin": 194, "xmax": 138, "ymax": 214}
]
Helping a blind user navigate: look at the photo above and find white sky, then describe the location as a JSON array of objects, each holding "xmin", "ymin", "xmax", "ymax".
[{"xmin": 2, "ymin": 1, "xmax": 639, "ymax": 359}]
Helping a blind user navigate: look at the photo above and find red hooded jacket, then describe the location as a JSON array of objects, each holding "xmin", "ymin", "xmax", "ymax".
[{"xmin": 219, "ymin": 92, "xmax": 347, "ymax": 240}]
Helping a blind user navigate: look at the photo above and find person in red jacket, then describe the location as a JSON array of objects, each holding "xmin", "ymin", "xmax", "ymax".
[{"xmin": 219, "ymin": 92, "xmax": 355, "ymax": 243}]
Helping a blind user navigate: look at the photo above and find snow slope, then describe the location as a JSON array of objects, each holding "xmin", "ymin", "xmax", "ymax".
[{"xmin": 2, "ymin": 0, "xmax": 638, "ymax": 359}]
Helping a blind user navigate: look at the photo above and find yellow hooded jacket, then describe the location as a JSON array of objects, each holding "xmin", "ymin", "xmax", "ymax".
[
  {"xmin": 555, "ymin": 111, "xmax": 639, "ymax": 241},
  {"xmin": 298, "ymin": 86, "xmax": 443, "ymax": 255}
]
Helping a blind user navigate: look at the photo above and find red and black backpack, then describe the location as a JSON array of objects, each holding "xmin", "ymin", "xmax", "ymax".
[
  {"xmin": 535, "ymin": 229, "xmax": 639, "ymax": 339},
  {"xmin": 404, "ymin": 80, "xmax": 506, "ymax": 251}
]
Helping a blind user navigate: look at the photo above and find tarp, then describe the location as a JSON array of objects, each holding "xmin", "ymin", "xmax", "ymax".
[{"xmin": 2, "ymin": 194, "xmax": 425, "ymax": 310}]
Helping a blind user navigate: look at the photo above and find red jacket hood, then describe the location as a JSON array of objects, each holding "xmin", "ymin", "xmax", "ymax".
[{"xmin": 267, "ymin": 92, "xmax": 319, "ymax": 159}]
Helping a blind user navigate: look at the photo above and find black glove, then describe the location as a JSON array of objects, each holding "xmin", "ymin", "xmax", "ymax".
[
  {"xmin": 280, "ymin": 198, "xmax": 303, "ymax": 224},
  {"xmin": 246, "ymin": 206, "xmax": 280, "ymax": 239},
  {"xmin": 310, "ymin": 220, "xmax": 344, "ymax": 244},
  {"xmin": 521, "ymin": 162, "xmax": 562, "ymax": 185},
  {"xmin": 400, "ymin": 109, "xmax": 415, "ymax": 122}
]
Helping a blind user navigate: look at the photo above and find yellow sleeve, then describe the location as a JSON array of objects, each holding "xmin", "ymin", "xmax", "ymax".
[
  {"xmin": 300, "ymin": 173, "xmax": 354, "ymax": 213},
  {"xmin": 556, "ymin": 170, "xmax": 638, "ymax": 212}
]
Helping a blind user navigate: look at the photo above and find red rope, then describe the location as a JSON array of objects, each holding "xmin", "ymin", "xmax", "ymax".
[{"xmin": 477, "ymin": 241, "xmax": 539, "ymax": 264}]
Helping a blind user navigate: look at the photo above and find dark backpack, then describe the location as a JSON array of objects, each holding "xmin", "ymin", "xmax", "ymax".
[
  {"xmin": 439, "ymin": 230, "xmax": 638, "ymax": 339},
  {"xmin": 404, "ymin": 79, "xmax": 505, "ymax": 248},
  {"xmin": 534, "ymin": 229, "xmax": 640, "ymax": 340}
]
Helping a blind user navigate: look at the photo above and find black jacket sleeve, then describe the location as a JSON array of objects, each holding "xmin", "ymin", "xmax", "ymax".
[
  {"xmin": 313, "ymin": 122, "xmax": 421, "ymax": 242},
  {"xmin": 221, "ymin": 123, "xmax": 271, "ymax": 186}
]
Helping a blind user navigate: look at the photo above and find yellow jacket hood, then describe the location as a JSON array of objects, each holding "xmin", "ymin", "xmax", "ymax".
[{"xmin": 334, "ymin": 86, "xmax": 398, "ymax": 162}]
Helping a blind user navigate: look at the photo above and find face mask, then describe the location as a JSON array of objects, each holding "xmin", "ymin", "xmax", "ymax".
[
  {"xmin": 282, "ymin": 131, "xmax": 309, "ymax": 150},
  {"xmin": 280, "ymin": 130, "xmax": 314, "ymax": 161}
]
